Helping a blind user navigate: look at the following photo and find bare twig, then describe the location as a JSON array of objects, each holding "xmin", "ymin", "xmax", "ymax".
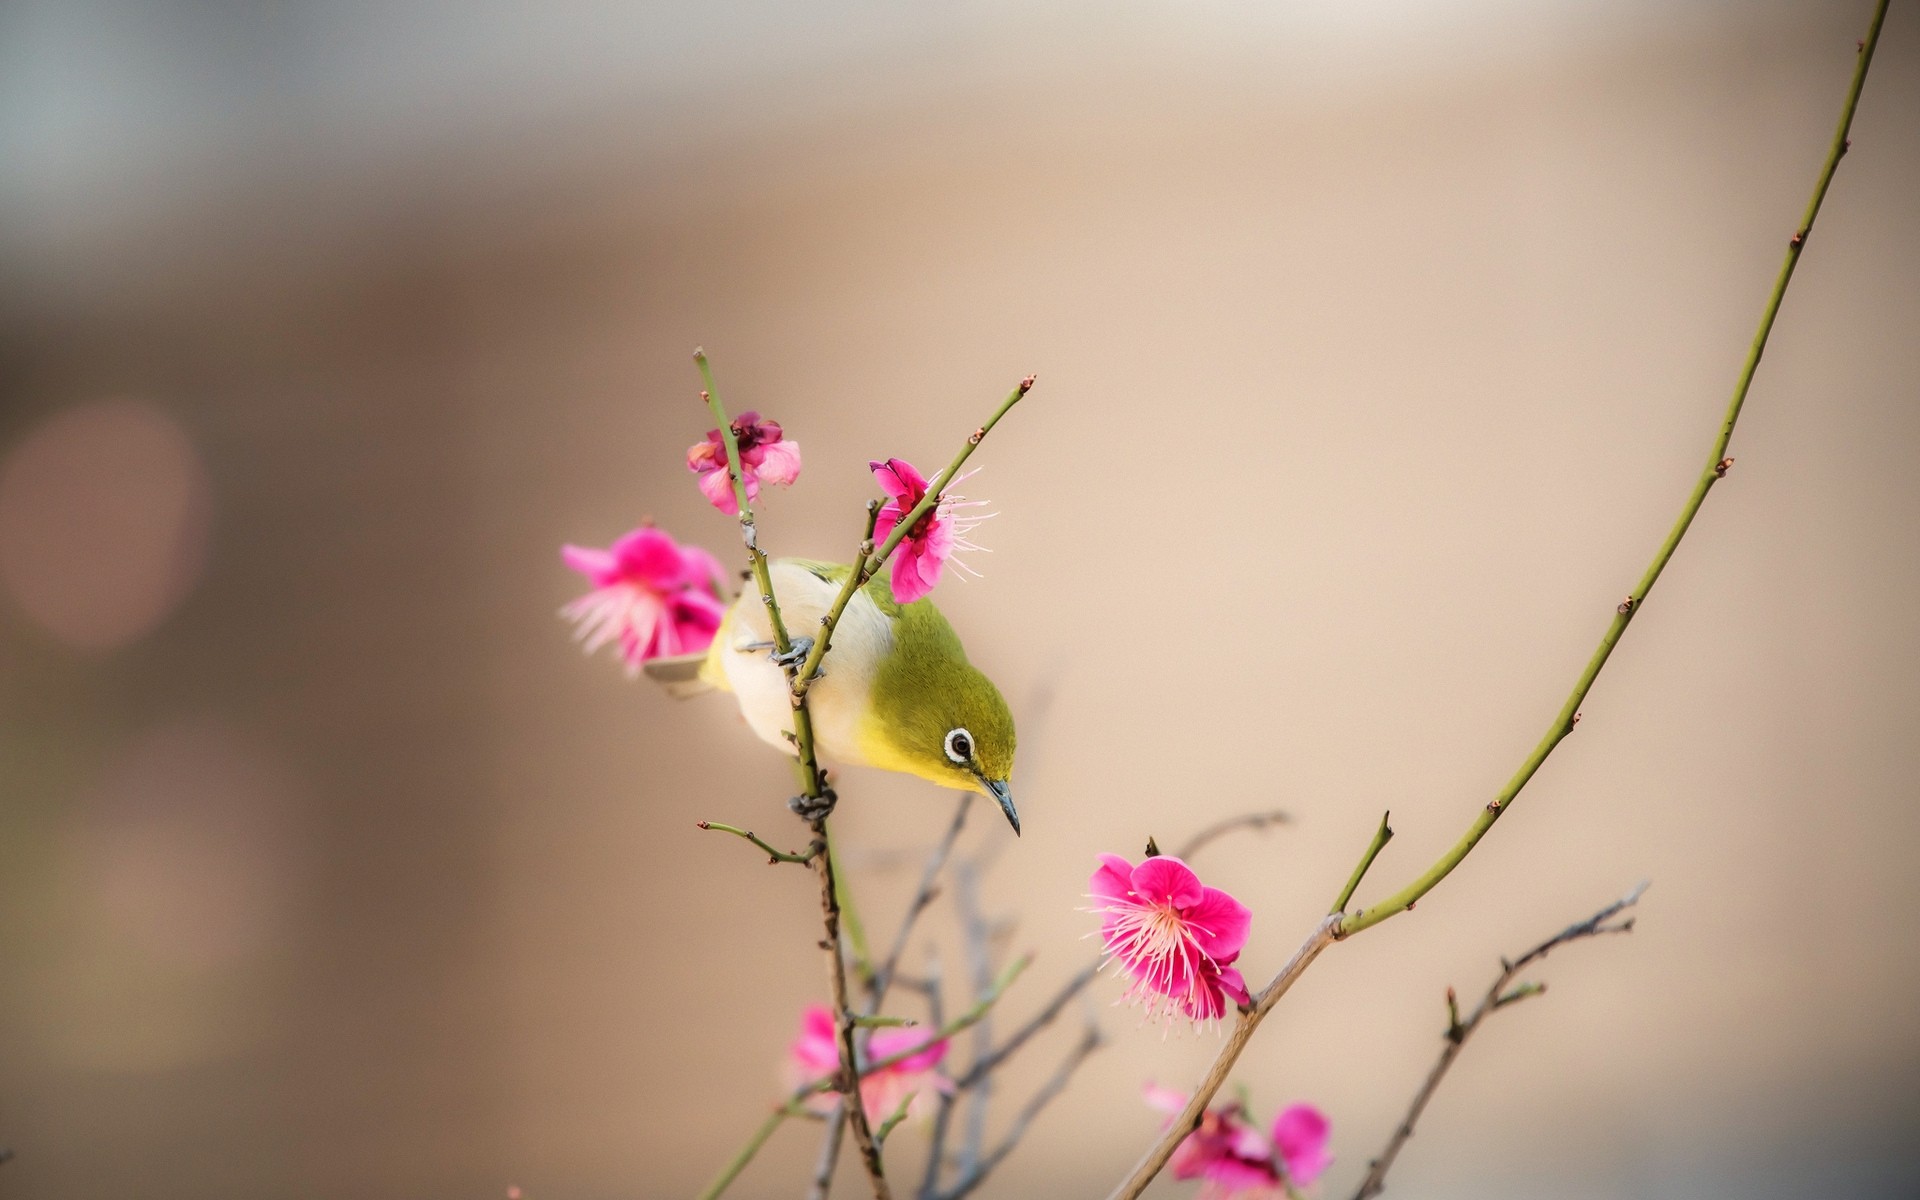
[
  {"xmin": 697, "ymin": 821, "xmax": 821, "ymax": 865},
  {"xmin": 953, "ymin": 862, "xmax": 996, "ymax": 1178},
  {"xmin": 1173, "ymin": 809, "xmax": 1292, "ymax": 860},
  {"xmin": 699, "ymin": 957, "xmax": 1030, "ymax": 1200},
  {"xmin": 1350, "ymin": 883, "xmax": 1647, "ymax": 1200},
  {"xmin": 1107, "ymin": 12, "xmax": 1890, "ymax": 1193},
  {"xmin": 1334, "ymin": 0, "xmax": 1892, "ymax": 941},
  {"xmin": 1331, "ymin": 812, "xmax": 1393, "ymax": 914},
  {"xmin": 868, "ymin": 796, "xmax": 973, "ymax": 1006},
  {"xmin": 940, "ymin": 1023, "xmax": 1108, "ymax": 1200}
]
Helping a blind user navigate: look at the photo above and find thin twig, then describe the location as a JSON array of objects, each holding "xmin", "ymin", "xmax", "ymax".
[
  {"xmin": 1335, "ymin": 0, "xmax": 1892, "ymax": 941},
  {"xmin": 700, "ymin": 957, "xmax": 1030, "ymax": 1200},
  {"xmin": 953, "ymin": 862, "xmax": 996, "ymax": 1177},
  {"xmin": 939, "ymin": 1024, "xmax": 1108, "ymax": 1200},
  {"xmin": 792, "ymin": 377, "xmax": 1036, "ymax": 699},
  {"xmin": 1109, "ymin": 16, "xmax": 1887, "ymax": 1191},
  {"xmin": 808, "ymin": 1101, "xmax": 848, "ymax": 1200},
  {"xmin": 1173, "ymin": 809, "xmax": 1292, "ymax": 860},
  {"xmin": 1350, "ymin": 883, "xmax": 1647, "ymax": 1200},
  {"xmin": 813, "ymin": 830, "xmax": 891, "ymax": 1197},
  {"xmin": 868, "ymin": 796, "xmax": 973, "ymax": 1006},
  {"xmin": 697, "ymin": 821, "xmax": 821, "ymax": 865},
  {"xmin": 1331, "ymin": 812, "xmax": 1393, "ymax": 914}
]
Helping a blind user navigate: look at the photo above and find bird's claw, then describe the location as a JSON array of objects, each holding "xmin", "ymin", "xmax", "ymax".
[
  {"xmin": 788, "ymin": 787, "xmax": 839, "ymax": 822},
  {"xmin": 770, "ymin": 637, "xmax": 814, "ymax": 669}
]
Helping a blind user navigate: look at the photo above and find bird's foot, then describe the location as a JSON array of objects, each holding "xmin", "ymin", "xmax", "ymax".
[
  {"xmin": 769, "ymin": 637, "xmax": 814, "ymax": 669},
  {"xmin": 787, "ymin": 786, "xmax": 839, "ymax": 823}
]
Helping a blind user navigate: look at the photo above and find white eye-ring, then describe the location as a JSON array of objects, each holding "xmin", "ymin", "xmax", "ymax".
[{"xmin": 944, "ymin": 728, "xmax": 974, "ymax": 765}]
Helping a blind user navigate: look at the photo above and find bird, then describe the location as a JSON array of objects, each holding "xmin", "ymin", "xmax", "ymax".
[{"xmin": 648, "ymin": 558, "xmax": 1020, "ymax": 833}]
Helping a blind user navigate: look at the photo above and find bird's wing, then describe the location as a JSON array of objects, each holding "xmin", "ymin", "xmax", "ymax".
[{"xmin": 643, "ymin": 652, "xmax": 716, "ymax": 698}]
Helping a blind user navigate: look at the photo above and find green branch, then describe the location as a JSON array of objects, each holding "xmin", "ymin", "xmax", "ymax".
[
  {"xmin": 1335, "ymin": 0, "xmax": 1889, "ymax": 939},
  {"xmin": 1109, "ymin": 9, "xmax": 1890, "ymax": 1196},
  {"xmin": 697, "ymin": 821, "xmax": 821, "ymax": 865},
  {"xmin": 1330, "ymin": 811, "xmax": 1393, "ymax": 915},
  {"xmin": 791, "ymin": 376, "xmax": 1035, "ymax": 699}
]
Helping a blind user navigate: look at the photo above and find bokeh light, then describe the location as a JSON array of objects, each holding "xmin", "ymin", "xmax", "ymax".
[{"xmin": 0, "ymin": 398, "xmax": 211, "ymax": 651}]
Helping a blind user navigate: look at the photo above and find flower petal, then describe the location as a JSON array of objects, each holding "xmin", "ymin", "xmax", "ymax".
[
  {"xmin": 697, "ymin": 464, "xmax": 743, "ymax": 515},
  {"xmin": 890, "ymin": 543, "xmax": 934, "ymax": 604},
  {"xmin": 560, "ymin": 544, "xmax": 617, "ymax": 584},
  {"xmin": 1142, "ymin": 1082, "xmax": 1188, "ymax": 1116},
  {"xmin": 1129, "ymin": 855, "xmax": 1205, "ymax": 910},
  {"xmin": 756, "ymin": 439, "xmax": 803, "ymax": 487},
  {"xmin": 869, "ymin": 458, "xmax": 928, "ymax": 504},
  {"xmin": 1183, "ymin": 885, "xmax": 1254, "ymax": 962},
  {"xmin": 1090, "ymin": 854, "xmax": 1137, "ymax": 905},
  {"xmin": 610, "ymin": 527, "xmax": 686, "ymax": 587},
  {"xmin": 1272, "ymin": 1103, "xmax": 1333, "ymax": 1186}
]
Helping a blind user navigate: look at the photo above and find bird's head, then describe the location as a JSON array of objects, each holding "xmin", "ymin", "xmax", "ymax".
[{"xmin": 865, "ymin": 658, "xmax": 1020, "ymax": 834}]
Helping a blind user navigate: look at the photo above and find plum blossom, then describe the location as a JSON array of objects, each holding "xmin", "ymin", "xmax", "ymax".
[
  {"xmin": 559, "ymin": 525, "xmax": 729, "ymax": 674},
  {"xmin": 787, "ymin": 1004, "xmax": 952, "ymax": 1121},
  {"xmin": 1145, "ymin": 1085, "xmax": 1334, "ymax": 1197},
  {"xmin": 686, "ymin": 411, "xmax": 802, "ymax": 515},
  {"xmin": 1087, "ymin": 853, "xmax": 1252, "ymax": 1026},
  {"xmin": 869, "ymin": 457, "xmax": 990, "ymax": 605}
]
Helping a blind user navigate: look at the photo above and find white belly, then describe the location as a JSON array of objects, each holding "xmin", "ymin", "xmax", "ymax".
[{"xmin": 717, "ymin": 561, "xmax": 892, "ymax": 766}]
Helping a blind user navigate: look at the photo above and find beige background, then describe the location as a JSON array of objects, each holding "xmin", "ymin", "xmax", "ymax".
[{"xmin": 2, "ymin": 1, "xmax": 1917, "ymax": 1197}]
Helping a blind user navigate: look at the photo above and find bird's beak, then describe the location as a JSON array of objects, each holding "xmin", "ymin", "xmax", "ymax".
[{"xmin": 978, "ymin": 775, "xmax": 1020, "ymax": 836}]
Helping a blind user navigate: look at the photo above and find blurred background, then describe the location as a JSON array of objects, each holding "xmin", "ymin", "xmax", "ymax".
[{"xmin": 3, "ymin": 1, "xmax": 1918, "ymax": 1197}]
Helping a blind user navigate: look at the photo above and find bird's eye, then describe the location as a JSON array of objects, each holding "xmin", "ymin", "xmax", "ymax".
[{"xmin": 944, "ymin": 728, "xmax": 974, "ymax": 765}]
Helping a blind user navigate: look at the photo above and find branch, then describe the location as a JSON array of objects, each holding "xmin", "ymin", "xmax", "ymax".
[
  {"xmin": 1330, "ymin": 812, "xmax": 1393, "ymax": 915},
  {"xmin": 1108, "ymin": 17, "xmax": 1888, "ymax": 1192},
  {"xmin": 939, "ymin": 1023, "xmax": 1107, "ymax": 1200},
  {"xmin": 953, "ymin": 861, "xmax": 997, "ymax": 1177},
  {"xmin": 1334, "ymin": 0, "xmax": 1891, "ymax": 940},
  {"xmin": 792, "ymin": 377, "xmax": 1036, "ymax": 700},
  {"xmin": 697, "ymin": 821, "xmax": 821, "ymax": 865},
  {"xmin": 813, "ymin": 831, "xmax": 891, "ymax": 1197},
  {"xmin": 1350, "ymin": 883, "xmax": 1647, "ymax": 1200},
  {"xmin": 1173, "ymin": 809, "xmax": 1292, "ymax": 860},
  {"xmin": 701, "ymin": 956, "xmax": 1032, "ymax": 1200},
  {"xmin": 868, "ymin": 795, "xmax": 973, "ymax": 1006}
]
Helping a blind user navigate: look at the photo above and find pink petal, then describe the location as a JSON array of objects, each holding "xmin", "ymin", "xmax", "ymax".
[
  {"xmin": 1129, "ymin": 856, "xmax": 1205, "ymax": 910},
  {"xmin": 1272, "ymin": 1104, "xmax": 1333, "ymax": 1186},
  {"xmin": 697, "ymin": 465, "xmax": 743, "ymax": 515},
  {"xmin": 1090, "ymin": 854, "xmax": 1137, "ymax": 905},
  {"xmin": 1214, "ymin": 961, "xmax": 1251, "ymax": 1008},
  {"xmin": 889, "ymin": 541, "xmax": 934, "ymax": 604},
  {"xmin": 1183, "ymin": 885, "xmax": 1253, "ymax": 962},
  {"xmin": 869, "ymin": 458, "xmax": 927, "ymax": 503},
  {"xmin": 755, "ymin": 439, "xmax": 803, "ymax": 487},
  {"xmin": 789, "ymin": 1006, "xmax": 841, "ymax": 1076},
  {"xmin": 678, "ymin": 543, "xmax": 730, "ymax": 594},
  {"xmin": 870, "ymin": 1030, "xmax": 947, "ymax": 1074},
  {"xmin": 1204, "ymin": 1155, "xmax": 1283, "ymax": 1192},
  {"xmin": 686, "ymin": 437, "xmax": 724, "ymax": 473},
  {"xmin": 560, "ymin": 544, "xmax": 617, "ymax": 585},
  {"xmin": 1142, "ymin": 1082, "xmax": 1188, "ymax": 1116},
  {"xmin": 610, "ymin": 527, "xmax": 687, "ymax": 587}
]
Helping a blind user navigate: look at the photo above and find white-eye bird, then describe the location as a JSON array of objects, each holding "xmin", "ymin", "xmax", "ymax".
[{"xmin": 651, "ymin": 558, "xmax": 1019, "ymax": 832}]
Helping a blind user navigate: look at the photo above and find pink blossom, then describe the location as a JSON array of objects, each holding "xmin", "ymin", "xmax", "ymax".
[
  {"xmin": 559, "ymin": 525, "xmax": 729, "ymax": 674},
  {"xmin": 1088, "ymin": 854, "xmax": 1252, "ymax": 1026},
  {"xmin": 1145, "ymin": 1086, "xmax": 1334, "ymax": 1196},
  {"xmin": 787, "ymin": 1005, "xmax": 952, "ymax": 1121},
  {"xmin": 869, "ymin": 457, "xmax": 990, "ymax": 604},
  {"xmin": 687, "ymin": 411, "xmax": 802, "ymax": 515}
]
